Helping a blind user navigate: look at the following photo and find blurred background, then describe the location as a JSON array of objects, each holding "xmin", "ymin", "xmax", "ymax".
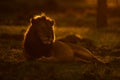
[
  {"xmin": 0, "ymin": 0, "xmax": 120, "ymax": 52},
  {"xmin": 0, "ymin": 0, "xmax": 120, "ymax": 27}
]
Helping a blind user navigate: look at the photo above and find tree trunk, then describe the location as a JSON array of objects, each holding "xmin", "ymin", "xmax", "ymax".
[
  {"xmin": 97, "ymin": 0, "xmax": 107, "ymax": 28},
  {"xmin": 115, "ymin": 0, "xmax": 119, "ymax": 7}
]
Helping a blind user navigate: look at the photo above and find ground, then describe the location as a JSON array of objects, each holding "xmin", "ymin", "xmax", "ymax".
[{"xmin": 0, "ymin": 25, "xmax": 120, "ymax": 80}]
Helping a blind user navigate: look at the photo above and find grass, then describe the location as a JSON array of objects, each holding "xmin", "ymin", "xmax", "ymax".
[
  {"xmin": 0, "ymin": 25, "xmax": 120, "ymax": 80},
  {"xmin": 0, "ymin": 61, "xmax": 120, "ymax": 80}
]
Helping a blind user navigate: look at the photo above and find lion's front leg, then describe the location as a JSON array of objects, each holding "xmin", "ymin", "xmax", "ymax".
[
  {"xmin": 74, "ymin": 57, "xmax": 91, "ymax": 63},
  {"xmin": 38, "ymin": 56, "xmax": 58, "ymax": 62}
]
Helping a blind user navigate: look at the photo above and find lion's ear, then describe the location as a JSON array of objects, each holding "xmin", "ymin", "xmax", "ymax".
[
  {"xmin": 30, "ymin": 18, "xmax": 37, "ymax": 25},
  {"xmin": 30, "ymin": 16, "xmax": 46, "ymax": 25}
]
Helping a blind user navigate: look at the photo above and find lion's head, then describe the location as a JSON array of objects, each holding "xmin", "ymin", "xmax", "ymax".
[{"xmin": 30, "ymin": 14, "xmax": 55, "ymax": 44}]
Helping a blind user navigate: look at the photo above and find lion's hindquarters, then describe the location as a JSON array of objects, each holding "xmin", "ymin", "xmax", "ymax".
[{"xmin": 67, "ymin": 43, "xmax": 105, "ymax": 63}]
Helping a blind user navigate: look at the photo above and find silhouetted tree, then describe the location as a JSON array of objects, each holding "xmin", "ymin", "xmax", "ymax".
[{"xmin": 97, "ymin": 0, "xmax": 107, "ymax": 28}]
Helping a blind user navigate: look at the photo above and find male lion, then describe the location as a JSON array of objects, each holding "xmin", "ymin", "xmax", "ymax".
[
  {"xmin": 23, "ymin": 14, "xmax": 105, "ymax": 63},
  {"xmin": 23, "ymin": 14, "xmax": 55, "ymax": 60}
]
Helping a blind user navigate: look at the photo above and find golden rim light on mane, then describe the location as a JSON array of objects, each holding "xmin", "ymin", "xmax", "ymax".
[{"xmin": 33, "ymin": 13, "xmax": 53, "ymax": 21}]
